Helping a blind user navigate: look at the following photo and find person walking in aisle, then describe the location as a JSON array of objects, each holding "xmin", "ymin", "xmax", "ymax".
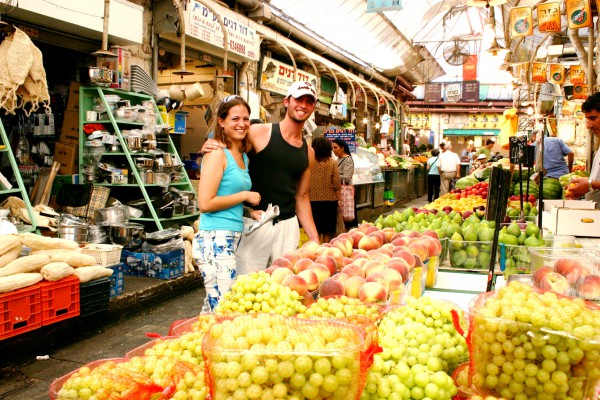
[
  {"xmin": 427, "ymin": 148, "xmax": 441, "ymax": 202},
  {"xmin": 402, "ymin": 139, "xmax": 411, "ymax": 156},
  {"xmin": 439, "ymin": 142, "xmax": 461, "ymax": 196},
  {"xmin": 201, "ymin": 81, "xmax": 319, "ymax": 274},
  {"xmin": 193, "ymin": 96, "xmax": 261, "ymax": 311},
  {"xmin": 309, "ymin": 137, "xmax": 342, "ymax": 243}
]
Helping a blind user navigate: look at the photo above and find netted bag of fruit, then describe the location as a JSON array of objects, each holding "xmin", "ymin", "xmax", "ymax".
[
  {"xmin": 54, "ymin": 358, "xmax": 165, "ymax": 400},
  {"xmin": 202, "ymin": 313, "xmax": 373, "ymax": 400},
  {"xmin": 168, "ymin": 313, "xmax": 217, "ymax": 336},
  {"xmin": 152, "ymin": 358, "xmax": 207, "ymax": 400},
  {"xmin": 213, "ymin": 271, "xmax": 307, "ymax": 316},
  {"xmin": 467, "ymin": 281, "xmax": 600, "ymax": 400},
  {"xmin": 128, "ymin": 334, "xmax": 206, "ymax": 366},
  {"xmin": 299, "ymin": 296, "xmax": 385, "ymax": 349}
]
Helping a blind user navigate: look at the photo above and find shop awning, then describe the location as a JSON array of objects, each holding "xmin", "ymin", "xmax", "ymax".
[{"xmin": 443, "ymin": 129, "xmax": 499, "ymax": 136}]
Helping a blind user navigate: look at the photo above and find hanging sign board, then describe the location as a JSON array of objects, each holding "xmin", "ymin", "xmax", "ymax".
[
  {"xmin": 408, "ymin": 113, "xmax": 431, "ymax": 129},
  {"xmin": 324, "ymin": 128, "xmax": 357, "ymax": 153},
  {"xmin": 462, "ymin": 81, "xmax": 480, "ymax": 102},
  {"xmin": 510, "ymin": 6, "xmax": 533, "ymax": 38},
  {"xmin": 549, "ymin": 64, "xmax": 566, "ymax": 85},
  {"xmin": 469, "ymin": 113, "xmax": 502, "ymax": 129},
  {"xmin": 259, "ymin": 56, "xmax": 318, "ymax": 97},
  {"xmin": 187, "ymin": 1, "xmax": 260, "ymax": 61},
  {"xmin": 424, "ymin": 83, "xmax": 442, "ymax": 102},
  {"xmin": 531, "ymin": 62, "xmax": 548, "ymax": 83},
  {"xmin": 462, "ymin": 55, "xmax": 478, "ymax": 81},
  {"xmin": 573, "ymin": 83, "xmax": 589, "ymax": 99},
  {"xmin": 509, "ymin": 136, "xmax": 535, "ymax": 167},
  {"xmin": 537, "ymin": 2, "xmax": 562, "ymax": 33},
  {"xmin": 366, "ymin": 0, "xmax": 403, "ymax": 12},
  {"xmin": 444, "ymin": 83, "xmax": 461, "ymax": 103},
  {"xmin": 566, "ymin": 0, "xmax": 593, "ymax": 29},
  {"xmin": 569, "ymin": 65, "xmax": 585, "ymax": 84}
]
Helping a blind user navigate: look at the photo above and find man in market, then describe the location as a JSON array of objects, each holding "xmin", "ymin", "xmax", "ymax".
[
  {"xmin": 475, "ymin": 139, "xmax": 495, "ymax": 160},
  {"xmin": 438, "ymin": 142, "xmax": 461, "ymax": 196},
  {"xmin": 402, "ymin": 139, "xmax": 411, "ymax": 156},
  {"xmin": 565, "ymin": 92, "xmax": 600, "ymax": 199},
  {"xmin": 535, "ymin": 128, "xmax": 574, "ymax": 179},
  {"xmin": 201, "ymin": 81, "xmax": 319, "ymax": 274}
]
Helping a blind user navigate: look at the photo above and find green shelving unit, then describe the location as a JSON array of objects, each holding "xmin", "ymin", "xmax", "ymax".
[
  {"xmin": 78, "ymin": 87, "xmax": 199, "ymax": 231},
  {"xmin": 0, "ymin": 119, "xmax": 38, "ymax": 233}
]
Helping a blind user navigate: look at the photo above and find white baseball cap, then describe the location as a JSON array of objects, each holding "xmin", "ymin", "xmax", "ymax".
[
  {"xmin": 477, "ymin": 153, "xmax": 487, "ymax": 160},
  {"xmin": 286, "ymin": 81, "xmax": 317, "ymax": 101}
]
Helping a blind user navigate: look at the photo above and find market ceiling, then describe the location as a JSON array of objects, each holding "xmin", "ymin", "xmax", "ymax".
[{"xmin": 262, "ymin": 0, "xmax": 565, "ymax": 86}]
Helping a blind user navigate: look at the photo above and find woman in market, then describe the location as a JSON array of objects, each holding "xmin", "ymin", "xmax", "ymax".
[
  {"xmin": 309, "ymin": 137, "xmax": 342, "ymax": 243},
  {"xmin": 332, "ymin": 138, "xmax": 354, "ymax": 185},
  {"xmin": 426, "ymin": 148, "xmax": 441, "ymax": 202},
  {"xmin": 193, "ymin": 95, "xmax": 261, "ymax": 312}
]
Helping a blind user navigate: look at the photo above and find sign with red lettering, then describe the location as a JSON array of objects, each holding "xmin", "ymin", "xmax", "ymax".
[
  {"xmin": 259, "ymin": 56, "xmax": 318, "ymax": 97},
  {"xmin": 187, "ymin": 1, "xmax": 260, "ymax": 61}
]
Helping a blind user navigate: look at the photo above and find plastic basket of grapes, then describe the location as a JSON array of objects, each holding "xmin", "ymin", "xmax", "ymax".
[
  {"xmin": 467, "ymin": 287, "xmax": 600, "ymax": 400},
  {"xmin": 499, "ymin": 235, "xmax": 577, "ymax": 276},
  {"xmin": 202, "ymin": 313, "xmax": 370, "ymax": 400},
  {"xmin": 169, "ymin": 313, "xmax": 217, "ymax": 336}
]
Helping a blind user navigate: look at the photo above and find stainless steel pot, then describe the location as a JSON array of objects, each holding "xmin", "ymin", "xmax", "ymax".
[
  {"xmin": 95, "ymin": 205, "xmax": 129, "ymax": 226},
  {"xmin": 109, "ymin": 223, "xmax": 145, "ymax": 249},
  {"xmin": 135, "ymin": 157, "xmax": 154, "ymax": 169},
  {"xmin": 58, "ymin": 225, "xmax": 89, "ymax": 243},
  {"xmin": 127, "ymin": 136, "xmax": 143, "ymax": 151}
]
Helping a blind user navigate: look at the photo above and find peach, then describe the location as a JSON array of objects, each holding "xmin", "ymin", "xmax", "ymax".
[
  {"xmin": 419, "ymin": 236, "xmax": 442, "ymax": 258},
  {"xmin": 391, "ymin": 237, "xmax": 410, "ymax": 247},
  {"xmin": 406, "ymin": 231, "xmax": 422, "ymax": 238},
  {"xmin": 357, "ymin": 223, "xmax": 378, "ymax": 235},
  {"xmin": 358, "ymin": 235, "xmax": 381, "ymax": 251},
  {"xmin": 332, "ymin": 238, "xmax": 353, "ymax": 258},
  {"xmin": 413, "ymin": 254, "xmax": 424, "ymax": 268},
  {"xmin": 282, "ymin": 275, "xmax": 309, "ymax": 296},
  {"xmin": 264, "ymin": 265, "xmax": 279, "ymax": 275},
  {"xmin": 317, "ymin": 246, "xmax": 344, "ymax": 269},
  {"xmin": 307, "ymin": 262, "xmax": 331, "ymax": 283},
  {"xmin": 536, "ymin": 272, "xmax": 569, "ymax": 295},
  {"xmin": 365, "ymin": 271, "xmax": 390, "ymax": 292},
  {"xmin": 295, "ymin": 247, "xmax": 317, "ymax": 261},
  {"xmin": 575, "ymin": 275, "xmax": 600, "ymax": 300},
  {"xmin": 297, "ymin": 269, "xmax": 320, "ymax": 291},
  {"xmin": 408, "ymin": 241, "xmax": 429, "ymax": 262},
  {"xmin": 282, "ymin": 252, "xmax": 301, "ymax": 267},
  {"xmin": 532, "ymin": 266, "xmax": 553, "ymax": 287},
  {"xmin": 554, "ymin": 259, "xmax": 589, "ymax": 285},
  {"xmin": 301, "ymin": 240, "xmax": 320, "ymax": 254},
  {"xmin": 293, "ymin": 258, "xmax": 314, "ymax": 274},
  {"xmin": 271, "ymin": 257, "xmax": 294, "ymax": 271},
  {"xmin": 380, "ymin": 268, "xmax": 404, "ymax": 293},
  {"xmin": 349, "ymin": 230, "xmax": 366, "ymax": 249},
  {"xmin": 342, "ymin": 276, "xmax": 366, "ymax": 298},
  {"xmin": 369, "ymin": 231, "xmax": 387, "ymax": 245},
  {"xmin": 376, "ymin": 247, "xmax": 394, "ymax": 258},
  {"xmin": 381, "ymin": 227, "xmax": 397, "ymax": 243},
  {"xmin": 363, "ymin": 259, "xmax": 385, "ymax": 277},
  {"xmin": 271, "ymin": 267, "xmax": 295, "ymax": 284},
  {"xmin": 351, "ymin": 258, "xmax": 369, "ymax": 268},
  {"xmin": 315, "ymin": 255, "xmax": 338, "ymax": 276},
  {"xmin": 351, "ymin": 249, "xmax": 369, "ymax": 259},
  {"xmin": 342, "ymin": 257, "xmax": 353, "ymax": 267},
  {"xmin": 372, "ymin": 253, "xmax": 392, "ymax": 264},
  {"xmin": 341, "ymin": 263, "xmax": 365, "ymax": 278},
  {"xmin": 423, "ymin": 230, "xmax": 439, "ymax": 240},
  {"xmin": 319, "ymin": 277, "xmax": 345, "ymax": 298},
  {"xmin": 394, "ymin": 250, "xmax": 416, "ymax": 269},
  {"xmin": 392, "ymin": 245, "xmax": 409, "ymax": 254},
  {"xmin": 332, "ymin": 272, "xmax": 351, "ymax": 283},
  {"xmin": 387, "ymin": 258, "xmax": 410, "ymax": 282},
  {"xmin": 358, "ymin": 281, "xmax": 388, "ymax": 303}
]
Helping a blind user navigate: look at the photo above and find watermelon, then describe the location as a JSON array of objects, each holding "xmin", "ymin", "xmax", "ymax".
[
  {"xmin": 455, "ymin": 176, "xmax": 479, "ymax": 189},
  {"xmin": 513, "ymin": 168, "xmax": 533, "ymax": 182},
  {"xmin": 512, "ymin": 180, "xmax": 539, "ymax": 197},
  {"xmin": 542, "ymin": 178, "xmax": 563, "ymax": 200}
]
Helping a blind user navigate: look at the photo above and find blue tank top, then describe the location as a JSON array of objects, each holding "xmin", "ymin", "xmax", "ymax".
[{"xmin": 199, "ymin": 149, "xmax": 251, "ymax": 232}]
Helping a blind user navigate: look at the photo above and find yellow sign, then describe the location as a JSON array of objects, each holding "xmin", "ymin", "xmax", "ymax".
[
  {"xmin": 532, "ymin": 62, "xmax": 548, "ymax": 83},
  {"xmin": 408, "ymin": 113, "xmax": 431, "ymax": 128},
  {"xmin": 566, "ymin": 0, "xmax": 593, "ymax": 29},
  {"xmin": 510, "ymin": 6, "xmax": 533, "ymax": 38},
  {"xmin": 549, "ymin": 64, "xmax": 566, "ymax": 85},
  {"xmin": 469, "ymin": 113, "xmax": 503, "ymax": 129},
  {"xmin": 569, "ymin": 65, "xmax": 585, "ymax": 84},
  {"xmin": 537, "ymin": 2, "xmax": 562, "ymax": 33},
  {"xmin": 573, "ymin": 83, "xmax": 589, "ymax": 99}
]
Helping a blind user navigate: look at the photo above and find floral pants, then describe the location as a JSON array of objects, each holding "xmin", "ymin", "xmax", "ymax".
[{"xmin": 192, "ymin": 230, "xmax": 241, "ymax": 312}]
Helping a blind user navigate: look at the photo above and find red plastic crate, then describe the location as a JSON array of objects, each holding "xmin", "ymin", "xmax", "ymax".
[
  {"xmin": 40, "ymin": 276, "xmax": 80, "ymax": 326},
  {"xmin": 0, "ymin": 284, "xmax": 42, "ymax": 340}
]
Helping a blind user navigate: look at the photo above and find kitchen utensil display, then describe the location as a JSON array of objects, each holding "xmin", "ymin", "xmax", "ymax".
[
  {"xmin": 109, "ymin": 223, "xmax": 145, "ymax": 249},
  {"xmin": 58, "ymin": 225, "xmax": 89, "ymax": 243}
]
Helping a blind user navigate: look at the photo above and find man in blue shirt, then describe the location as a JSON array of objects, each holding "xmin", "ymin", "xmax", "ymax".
[{"xmin": 541, "ymin": 135, "xmax": 573, "ymax": 178}]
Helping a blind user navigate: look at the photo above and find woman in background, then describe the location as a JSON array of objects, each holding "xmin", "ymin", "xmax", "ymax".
[
  {"xmin": 309, "ymin": 137, "xmax": 342, "ymax": 243},
  {"xmin": 427, "ymin": 148, "xmax": 441, "ymax": 203},
  {"xmin": 332, "ymin": 138, "xmax": 354, "ymax": 184},
  {"xmin": 193, "ymin": 96, "xmax": 261, "ymax": 311}
]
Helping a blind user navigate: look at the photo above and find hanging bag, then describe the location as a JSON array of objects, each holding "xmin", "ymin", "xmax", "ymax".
[{"xmin": 340, "ymin": 184, "xmax": 355, "ymax": 222}]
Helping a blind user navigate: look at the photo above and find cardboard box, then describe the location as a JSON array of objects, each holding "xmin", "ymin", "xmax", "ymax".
[
  {"xmin": 66, "ymin": 82, "xmax": 81, "ymax": 112},
  {"xmin": 541, "ymin": 199, "xmax": 596, "ymax": 212},
  {"xmin": 97, "ymin": 47, "xmax": 131, "ymax": 91},
  {"xmin": 60, "ymin": 110, "xmax": 80, "ymax": 144},
  {"xmin": 121, "ymin": 249, "xmax": 184, "ymax": 280},
  {"xmin": 53, "ymin": 142, "xmax": 79, "ymax": 175},
  {"xmin": 543, "ymin": 207, "xmax": 600, "ymax": 237},
  {"xmin": 168, "ymin": 111, "xmax": 188, "ymax": 134}
]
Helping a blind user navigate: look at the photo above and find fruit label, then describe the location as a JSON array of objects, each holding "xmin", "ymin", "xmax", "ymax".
[
  {"xmin": 566, "ymin": 0, "xmax": 593, "ymax": 29},
  {"xmin": 569, "ymin": 65, "xmax": 585, "ymax": 84},
  {"xmin": 549, "ymin": 64, "xmax": 566, "ymax": 85},
  {"xmin": 510, "ymin": 6, "xmax": 533, "ymax": 37},
  {"xmin": 531, "ymin": 62, "xmax": 548, "ymax": 83},
  {"xmin": 537, "ymin": 2, "xmax": 561, "ymax": 33}
]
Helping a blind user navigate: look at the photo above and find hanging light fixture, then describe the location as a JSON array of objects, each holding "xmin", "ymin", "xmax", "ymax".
[
  {"xmin": 91, "ymin": 0, "xmax": 115, "ymax": 57},
  {"xmin": 484, "ymin": 5, "xmax": 509, "ymax": 58}
]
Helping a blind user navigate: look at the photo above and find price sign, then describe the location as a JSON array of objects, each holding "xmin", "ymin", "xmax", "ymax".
[{"xmin": 509, "ymin": 136, "xmax": 534, "ymax": 167}]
